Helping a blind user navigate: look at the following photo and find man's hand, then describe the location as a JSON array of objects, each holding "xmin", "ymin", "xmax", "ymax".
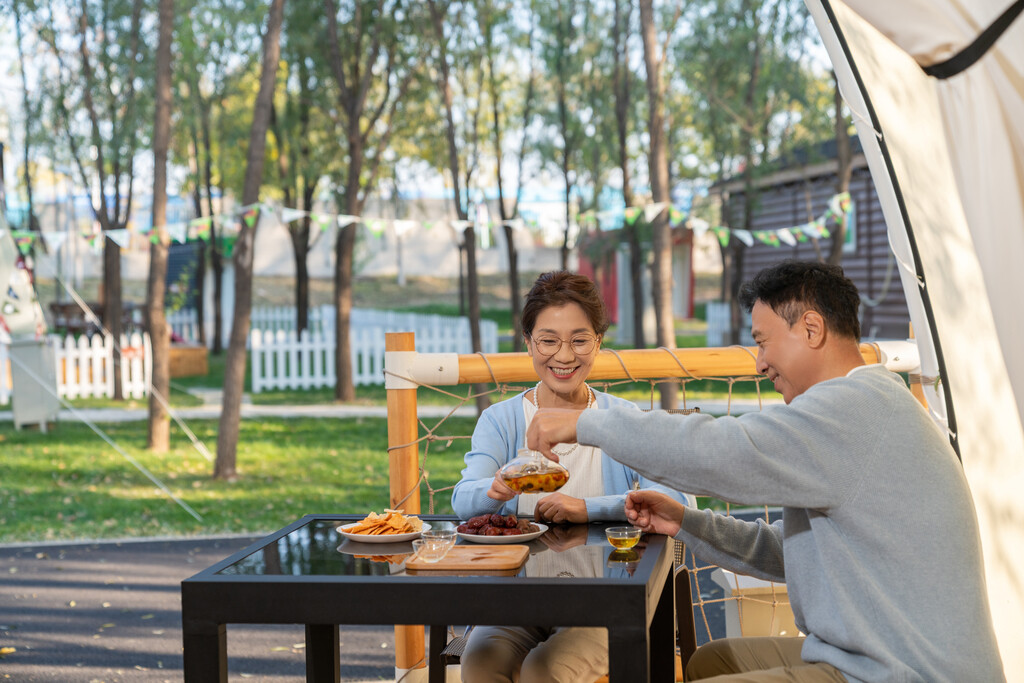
[
  {"xmin": 534, "ymin": 492, "xmax": 588, "ymax": 524},
  {"xmin": 486, "ymin": 475, "xmax": 516, "ymax": 502},
  {"xmin": 527, "ymin": 408, "xmax": 584, "ymax": 462},
  {"xmin": 538, "ymin": 522, "xmax": 588, "ymax": 552},
  {"xmin": 625, "ymin": 490, "xmax": 685, "ymax": 537}
]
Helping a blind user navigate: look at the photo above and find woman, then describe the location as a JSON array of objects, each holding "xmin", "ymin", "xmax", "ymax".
[{"xmin": 451, "ymin": 270, "xmax": 693, "ymax": 683}]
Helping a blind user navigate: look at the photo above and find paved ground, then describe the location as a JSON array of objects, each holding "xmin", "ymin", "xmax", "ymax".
[{"xmin": 0, "ymin": 535, "xmax": 400, "ymax": 682}]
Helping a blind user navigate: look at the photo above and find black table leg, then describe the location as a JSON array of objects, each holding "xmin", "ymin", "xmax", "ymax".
[
  {"xmin": 609, "ymin": 625, "xmax": 649, "ymax": 682},
  {"xmin": 428, "ymin": 624, "xmax": 448, "ymax": 683},
  {"xmin": 305, "ymin": 624, "xmax": 340, "ymax": 683},
  {"xmin": 182, "ymin": 621, "xmax": 227, "ymax": 683},
  {"xmin": 650, "ymin": 567, "xmax": 676, "ymax": 681}
]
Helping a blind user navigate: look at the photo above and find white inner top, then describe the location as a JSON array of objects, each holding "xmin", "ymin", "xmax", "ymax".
[{"xmin": 518, "ymin": 396, "xmax": 602, "ymax": 517}]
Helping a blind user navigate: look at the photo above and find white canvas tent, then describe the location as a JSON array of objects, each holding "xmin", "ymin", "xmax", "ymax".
[{"xmin": 806, "ymin": 0, "xmax": 1024, "ymax": 676}]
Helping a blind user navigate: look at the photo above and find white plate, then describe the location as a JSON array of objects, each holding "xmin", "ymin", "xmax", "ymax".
[
  {"xmin": 336, "ymin": 521, "xmax": 430, "ymax": 544},
  {"xmin": 457, "ymin": 522, "xmax": 548, "ymax": 544}
]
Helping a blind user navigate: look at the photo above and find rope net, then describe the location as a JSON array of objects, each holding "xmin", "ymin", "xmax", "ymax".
[{"xmin": 382, "ymin": 342, "xmax": 826, "ymax": 650}]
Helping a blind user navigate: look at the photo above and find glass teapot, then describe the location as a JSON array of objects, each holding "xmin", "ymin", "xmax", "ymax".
[{"xmin": 499, "ymin": 448, "xmax": 570, "ymax": 493}]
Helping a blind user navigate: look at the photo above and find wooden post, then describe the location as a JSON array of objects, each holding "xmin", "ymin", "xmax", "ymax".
[
  {"xmin": 908, "ymin": 324, "xmax": 928, "ymax": 409},
  {"xmin": 385, "ymin": 332, "xmax": 426, "ymax": 681}
]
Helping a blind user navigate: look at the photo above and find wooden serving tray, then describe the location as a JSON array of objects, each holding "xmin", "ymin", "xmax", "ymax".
[{"xmin": 405, "ymin": 544, "xmax": 529, "ymax": 573}]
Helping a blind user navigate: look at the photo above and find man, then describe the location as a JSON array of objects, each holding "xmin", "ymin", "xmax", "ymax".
[{"xmin": 528, "ymin": 261, "xmax": 1004, "ymax": 682}]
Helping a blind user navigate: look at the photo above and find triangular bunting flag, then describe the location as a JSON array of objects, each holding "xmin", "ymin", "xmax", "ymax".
[
  {"xmin": 668, "ymin": 207, "xmax": 686, "ymax": 227},
  {"xmin": 624, "ymin": 207, "xmax": 642, "ymax": 225},
  {"xmin": 777, "ymin": 228, "xmax": 797, "ymax": 246},
  {"xmin": 732, "ymin": 229, "xmax": 755, "ymax": 247},
  {"xmin": 713, "ymin": 226, "xmax": 730, "ymax": 247},
  {"xmin": 168, "ymin": 224, "xmax": 188, "ymax": 244},
  {"xmin": 422, "ymin": 221, "xmax": 436, "ymax": 231},
  {"xmin": 12, "ymin": 231, "xmax": 36, "ymax": 255},
  {"xmin": 753, "ymin": 230, "xmax": 781, "ymax": 247},
  {"xmin": 451, "ymin": 219, "xmax": 474, "ymax": 230},
  {"xmin": 307, "ymin": 213, "xmax": 333, "ymax": 231},
  {"xmin": 366, "ymin": 219, "xmax": 387, "ymax": 236},
  {"xmin": 106, "ymin": 228, "xmax": 131, "ymax": 248},
  {"xmin": 281, "ymin": 207, "xmax": 307, "ymax": 224},
  {"xmin": 194, "ymin": 223, "xmax": 212, "ymax": 240},
  {"xmin": 335, "ymin": 215, "xmax": 358, "ymax": 229},
  {"xmin": 689, "ymin": 218, "xmax": 710, "ymax": 239},
  {"xmin": 242, "ymin": 208, "xmax": 260, "ymax": 228},
  {"xmin": 41, "ymin": 231, "xmax": 68, "ymax": 252},
  {"xmin": 189, "ymin": 216, "xmax": 213, "ymax": 229},
  {"xmin": 643, "ymin": 202, "xmax": 668, "ymax": 223},
  {"xmin": 829, "ymin": 192, "xmax": 852, "ymax": 216},
  {"xmin": 394, "ymin": 219, "xmax": 416, "ymax": 237}
]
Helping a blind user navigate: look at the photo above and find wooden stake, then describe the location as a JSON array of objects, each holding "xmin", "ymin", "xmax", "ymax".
[{"xmin": 385, "ymin": 332, "xmax": 425, "ymax": 677}]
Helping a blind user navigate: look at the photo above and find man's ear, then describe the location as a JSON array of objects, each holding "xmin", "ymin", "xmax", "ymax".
[{"xmin": 802, "ymin": 310, "xmax": 827, "ymax": 349}]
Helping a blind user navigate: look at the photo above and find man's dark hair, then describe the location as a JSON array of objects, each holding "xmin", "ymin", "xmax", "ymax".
[{"xmin": 738, "ymin": 260, "xmax": 861, "ymax": 339}]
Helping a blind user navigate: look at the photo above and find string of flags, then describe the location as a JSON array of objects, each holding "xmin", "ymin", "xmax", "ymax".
[
  {"xmin": 579, "ymin": 192, "xmax": 853, "ymax": 249},
  {"xmin": 1, "ymin": 192, "xmax": 852, "ymax": 257}
]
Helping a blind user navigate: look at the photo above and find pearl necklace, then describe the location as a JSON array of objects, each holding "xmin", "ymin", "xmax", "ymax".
[{"xmin": 533, "ymin": 381, "xmax": 592, "ymax": 457}]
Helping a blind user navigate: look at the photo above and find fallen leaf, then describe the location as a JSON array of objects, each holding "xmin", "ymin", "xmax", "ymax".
[
  {"xmin": 68, "ymin": 600, "xmax": 76, "ymax": 607},
  {"xmin": 141, "ymin": 614, "xmax": 154, "ymax": 620},
  {"xmin": 0, "ymin": 647, "xmax": 16, "ymax": 657},
  {"xmin": 292, "ymin": 643, "xmax": 305, "ymax": 649},
  {"xmin": 270, "ymin": 646, "xmax": 290, "ymax": 652},
  {"xmin": 151, "ymin": 630, "xmax": 165, "ymax": 635}
]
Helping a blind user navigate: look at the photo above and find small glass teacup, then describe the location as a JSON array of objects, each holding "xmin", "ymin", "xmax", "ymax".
[
  {"xmin": 421, "ymin": 528, "xmax": 457, "ymax": 550},
  {"xmin": 411, "ymin": 538, "xmax": 452, "ymax": 563},
  {"xmin": 605, "ymin": 526, "xmax": 642, "ymax": 550}
]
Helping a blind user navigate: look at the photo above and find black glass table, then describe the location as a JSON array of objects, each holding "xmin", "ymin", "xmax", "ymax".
[{"xmin": 181, "ymin": 514, "xmax": 675, "ymax": 682}]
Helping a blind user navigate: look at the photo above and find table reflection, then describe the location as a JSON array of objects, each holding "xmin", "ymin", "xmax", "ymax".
[{"xmin": 218, "ymin": 519, "xmax": 646, "ymax": 579}]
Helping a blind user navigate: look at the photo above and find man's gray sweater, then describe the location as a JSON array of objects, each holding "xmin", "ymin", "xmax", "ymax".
[{"xmin": 578, "ymin": 365, "xmax": 1003, "ymax": 682}]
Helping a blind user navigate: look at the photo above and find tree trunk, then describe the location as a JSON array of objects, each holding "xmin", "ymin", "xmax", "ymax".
[
  {"xmin": 428, "ymin": 0, "xmax": 487, "ymax": 413},
  {"xmin": 828, "ymin": 72, "xmax": 852, "ymax": 266},
  {"xmin": 200, "ymin": 95, "xmax": 218, "ymax": 351},
  {"xmin": 639, "ymin": 0, "xmax": 676, "ymax": 408},
  {"xmin": 13, "ymin": 1, "xmax": 39, "ymax": 232},
  {"xmin": 613, "ymin": 0, "xmax": 644, "ymax": 349},
  {"xmin": 102, "ymin": 238, "xmax": 124, "ymax": 400},
  {"xmin": 333, "ymin": 221, "xmax": 357, "ymax": 402},
  {"xmin": 292, "ymin": 214, "xmax": 311, "ymax": 334},
  {"xmin": 215, "ymin": 0, "xmax": 285, "ymax": 480},
  {"xmin": 146, "ymin": 0, "xmax": 174, "ymax": 452}
]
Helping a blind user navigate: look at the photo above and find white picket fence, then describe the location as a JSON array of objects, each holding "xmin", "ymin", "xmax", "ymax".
[
  {"xmin": 705, "ymin": 301, "xmax": 754, "ymax": 347},
  {"xmin": 0, "ymin": 332, "xmax": 151, "ymax": 406},
  {"xmin": 248, "ymin": 306, "xmax": 498, "ymax": 392}
]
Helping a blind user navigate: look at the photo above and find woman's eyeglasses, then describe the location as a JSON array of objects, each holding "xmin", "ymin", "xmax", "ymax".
[{"xmin": 530, "ymin": 334, "xmax": 599, "ymax": 357}]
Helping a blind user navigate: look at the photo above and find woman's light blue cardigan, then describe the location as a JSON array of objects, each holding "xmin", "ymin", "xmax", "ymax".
[{"xmin": 451, "ymin": 389, "xmax": 695, "ymax": 521}]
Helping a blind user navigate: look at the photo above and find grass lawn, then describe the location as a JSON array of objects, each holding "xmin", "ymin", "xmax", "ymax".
[
  {"xmin": 5, "ymin": 289, "xmax": 767, "ymax": 543},
  {"xmin": 0, "ymin": 416, "xmax": 473, "ymax": 544}
]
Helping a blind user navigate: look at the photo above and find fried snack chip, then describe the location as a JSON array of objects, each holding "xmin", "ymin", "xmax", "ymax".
[{"xmin": 347, "ymin": 509, "xmax": 423, "ymax": 536}]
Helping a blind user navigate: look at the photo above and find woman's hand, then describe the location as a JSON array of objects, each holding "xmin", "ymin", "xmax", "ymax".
[
  {"xmin": 526, "ymin": 408, "xmax": 584, "ymax": 462},
  {"xmin": 486, "ymin": 475, "xmax": 517, "ymax": 502},
  {"xmin": 625, "ymin": 490, "xmax": 685, "ymax": 537},
  {"xmin": 533, "ymin": 492, "xmax": 588, "ymax": 524}
]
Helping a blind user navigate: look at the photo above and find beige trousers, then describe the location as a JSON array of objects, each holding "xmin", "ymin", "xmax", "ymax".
[{"xmin": 685, "ymin": 637, "xmax": 848, "ymax": 682}]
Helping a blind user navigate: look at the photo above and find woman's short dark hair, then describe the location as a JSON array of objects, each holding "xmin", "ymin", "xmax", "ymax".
[
  {"xmin": 738, "ymin": 260, "xmax": 861, "ymax": 340},
  {"xmin": 521, "ymin": 271, "xmax": 609, "ymax": 338}
]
